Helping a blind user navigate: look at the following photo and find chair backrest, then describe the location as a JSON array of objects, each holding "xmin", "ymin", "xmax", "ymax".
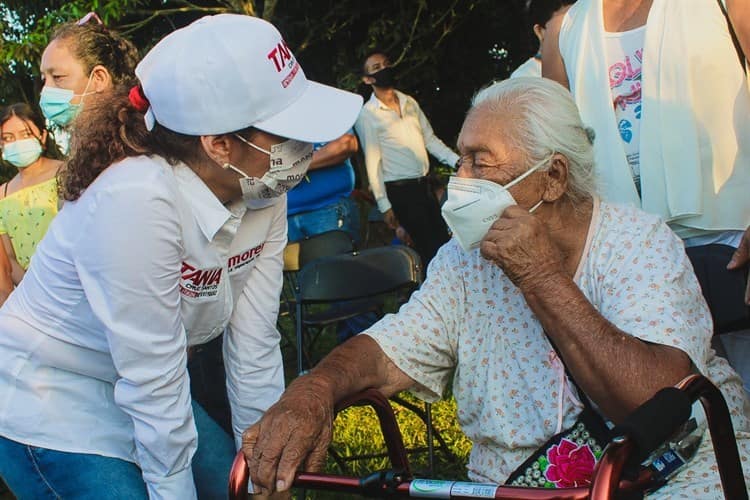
[
  {"xmin": 296, "ymin": 245, "xmax": 422, "ymax": 304},
  {"xmin": 283, "ymin": 230, "xmax": 356, "ymax": 272}
]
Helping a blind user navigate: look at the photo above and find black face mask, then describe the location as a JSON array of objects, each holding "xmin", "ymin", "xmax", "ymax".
[{"xmin": 367, "ymin": 66, "xmax": 396, "ymax": 88}]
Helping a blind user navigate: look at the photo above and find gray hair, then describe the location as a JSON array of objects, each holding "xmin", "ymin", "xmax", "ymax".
[{"xmin": 470, "ymin": 77, "xmax": 597, "ymax": 203}]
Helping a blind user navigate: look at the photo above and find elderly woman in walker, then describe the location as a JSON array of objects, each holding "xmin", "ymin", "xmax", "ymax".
[{"xmin": 242, "ymin": 77, "xmax": 750, "ymax": 498}]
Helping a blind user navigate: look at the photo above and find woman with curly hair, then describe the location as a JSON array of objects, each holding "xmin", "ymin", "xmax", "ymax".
[{"xmin": 39, "ymin": 12, "xmax": 139, "ymax": 152}]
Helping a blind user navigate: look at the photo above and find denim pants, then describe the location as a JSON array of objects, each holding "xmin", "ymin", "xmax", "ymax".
[
  {"xmin": 189, "ymin": 334, "xmax": 233, "ymax": 435},
  {"xmin": 287, "ymin": 197, "xmax": 361, "ymax": 245},
  {"xmin": 0, "ymin": 401, "xmax": 235, "ymax": 499}
]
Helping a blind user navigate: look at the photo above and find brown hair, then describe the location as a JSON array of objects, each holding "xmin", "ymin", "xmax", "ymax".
[
  {"xmin": 60, "ymin": 86, "xmax": 258, "ymax": 201},
  {"xmin": 362, "ymin": 49, "xmax": 390, "ymax": 75},
  {"xmin": 60, "ymin": 85, "xmax": 203, "ymax": 201},
  {"xmin": 0, "ymin": 103, "xmax": 63, "ymax": 159},
  {"xmin": 50, "ymin": 21, "xmax": 139, "ymax": 87}
]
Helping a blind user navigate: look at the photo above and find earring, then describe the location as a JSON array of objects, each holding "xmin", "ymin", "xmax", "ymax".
[{"xmin": 222, "ymin": 162, "xmax": 233, "ymax": 170}]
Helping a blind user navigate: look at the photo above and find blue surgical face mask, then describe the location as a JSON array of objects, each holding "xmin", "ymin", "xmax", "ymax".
[
  {"xmin": 2, "ymin": 138, "xmax": 43, "ymax": 168},
  {"xmin": 39, "ymin": 73, "xmax": 96, "ymax": 127}
]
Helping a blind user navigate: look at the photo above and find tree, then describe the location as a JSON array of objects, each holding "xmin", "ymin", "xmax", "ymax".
[{"xmin": 0, "ymin": 0, "xmax": 531, "ymax": 182}]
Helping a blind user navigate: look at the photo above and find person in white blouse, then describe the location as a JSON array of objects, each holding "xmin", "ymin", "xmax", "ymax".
[
  {"xmin": 0, "ymin": 14, "xmax": 361, "ymax": 500},
  {"xmin": 242, "ymin": 77, "xmax": 750, "ymax": 499},
  {"xmin": 354, "ymin": 51, "xmax": 460, "ymax": 269}
]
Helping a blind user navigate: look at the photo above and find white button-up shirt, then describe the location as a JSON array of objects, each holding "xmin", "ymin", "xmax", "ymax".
[
  {"xmin": 0, "ymin": 155, "xmax": 286, "ymax": 499},
  {"xmin": 354, "ymin": 90, "xmax": 459, "ymax": 212}
]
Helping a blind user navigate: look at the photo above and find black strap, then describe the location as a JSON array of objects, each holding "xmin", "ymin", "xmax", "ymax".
[
  {"xmin": 2, "ymin": 182, "xmax": 7, "ymax": 197},
  {"xmin": 717, "ymin": 0, "xmax": 746, "ymax": 73}
]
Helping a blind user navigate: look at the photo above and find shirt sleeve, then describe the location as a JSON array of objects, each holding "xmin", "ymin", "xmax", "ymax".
[
  {"xmin": 355, "ymin": 108, "xmax": 391, "ymax": 213},
  {"xmin": 73, "ymin": 178, "xmax": 197, "ymax": 500},
  {"xmin": 414, "ymin": 98, "xmax": 460, "ymax": 168},
  {"xmin": 592, "ymin": 212, "xmax": 712, "ymax": 374},
  {"xmin": 363, "ymin": 244, "xmax": 463, "ymax": 402},
  {"xmin": 224, "ymin": 200, "xmax": 287, "ymax": 448}
]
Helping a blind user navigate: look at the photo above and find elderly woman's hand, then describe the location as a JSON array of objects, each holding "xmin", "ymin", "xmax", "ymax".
[
  {"xmin": 241, "ymin": 377, "xmax": 335, "ymax": 495},
  {"xmin": 480, "ymin": 205, "xmax": 566, "ymax": 289}
]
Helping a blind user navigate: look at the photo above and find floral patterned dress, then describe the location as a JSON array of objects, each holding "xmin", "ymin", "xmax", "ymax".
[{"xmin": 365, "ymin": 200, "xmax": 750, "ymax": 498}]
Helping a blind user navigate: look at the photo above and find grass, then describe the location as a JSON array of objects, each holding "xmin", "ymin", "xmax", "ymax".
[
  {"xmin": 277, "ymin": 301, "xmax": 473, "ymax": 500},
  {"xmin": 304, "ymin": 396, "xmax": 472, "ymax": 500}
]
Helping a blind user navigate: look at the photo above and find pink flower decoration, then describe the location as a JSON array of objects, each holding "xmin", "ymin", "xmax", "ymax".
[{"xmin": 544, "ymin": 438, "xmax": 597, "ymax": 488}]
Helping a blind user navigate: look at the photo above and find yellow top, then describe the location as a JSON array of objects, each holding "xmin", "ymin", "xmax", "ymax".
[{"xmin": 0, "ymin": 177, "xmax": 59, "ymax": 270}]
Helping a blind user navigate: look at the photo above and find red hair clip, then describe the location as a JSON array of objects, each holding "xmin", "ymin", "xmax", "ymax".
[{"xmin": 128, "ymin": 85, "xmax": 150, "ymax": 113}]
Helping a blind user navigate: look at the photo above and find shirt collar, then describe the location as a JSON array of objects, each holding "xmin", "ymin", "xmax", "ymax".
[
  {"xmin": 172, "ymin": 163, "xmax": 247, "ymax": 242},
  {"xmin": 368, "ymin": 89, "xmax": 406, "ymax": 112}
]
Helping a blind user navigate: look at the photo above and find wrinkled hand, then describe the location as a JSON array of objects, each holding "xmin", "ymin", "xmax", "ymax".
[
  {"xmin": 242, "ymin": 378, "xmax": 335, "ymax": 495},
  {"xmin": 479, "ymin": 205, "xmax": 565, "ymax": 290},
  {"xmin": 727, "ymin": 225, "xmax": 750, "ymax": 304},
  {"xmin": 383, "ymin": 209, "xmax": 399, "ymax": 230}
]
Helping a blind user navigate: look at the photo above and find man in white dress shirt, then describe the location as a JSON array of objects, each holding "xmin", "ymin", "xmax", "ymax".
[{"xmin": 354, "ymin": 51, "xmax": 460, "ymax": 268}]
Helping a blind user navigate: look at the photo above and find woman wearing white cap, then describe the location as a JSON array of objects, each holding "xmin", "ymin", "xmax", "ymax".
[{"xmin": 0, "ymin": 14, "xmax": 362, "ymax": 500}]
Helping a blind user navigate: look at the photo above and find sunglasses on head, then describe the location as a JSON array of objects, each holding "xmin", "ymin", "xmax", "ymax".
[{"xmin": 77, "ymin": 12, "xmax": 104, "ymax": 27}]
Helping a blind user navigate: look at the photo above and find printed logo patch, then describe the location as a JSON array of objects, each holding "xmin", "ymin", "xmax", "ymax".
[
  {"xmin": 180, "ymin": 262, "xmax": 222, "ymax": 298},
  {"xmin": 228, "ymin": 243, "xmax": 265, "ymax": 273}
]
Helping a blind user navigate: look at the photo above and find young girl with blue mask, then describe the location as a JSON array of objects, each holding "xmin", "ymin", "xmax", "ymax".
[
  {"xmin": 0, "ymin": 103, "xmax": 63, "ymax": 289},
  {"xmin": 39, "ymin": 13, "xmax": 139, "ymax": 152}
]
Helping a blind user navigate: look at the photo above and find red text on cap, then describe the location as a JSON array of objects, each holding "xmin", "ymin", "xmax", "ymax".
[{"xmin": 267, "ymin": 40, "xmax": 293, "ymax": 72}]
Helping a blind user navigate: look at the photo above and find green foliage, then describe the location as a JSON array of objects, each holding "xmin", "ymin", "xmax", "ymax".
[
  {"xmin": 0, "ymin": 1, "xmax": 239, "ymax": 105},
  {"xmin": 2, "ymin": 0, "xmax": 532, "ymax": 144},
  {"xmin": 330, "ymin": 393, "xmax": 472, "ymax": 475},
  {"xmin": 285, "ymin": 394, "xmax": 472, "ymax": 499},
  {"xmin": 0, "ymin": 0, "xmax": 143, "ymax": 104}
]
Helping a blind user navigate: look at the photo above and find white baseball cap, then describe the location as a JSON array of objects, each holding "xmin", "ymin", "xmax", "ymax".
[{"xmin": 135, "ymin": 14, "xmax": 363, "ymax": 142}]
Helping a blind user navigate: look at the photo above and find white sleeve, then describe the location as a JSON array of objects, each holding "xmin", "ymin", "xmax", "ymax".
[
  {"xmin": 594, "ymin": 216, "xmax": 712, "ymax": 374},
  {"xmin": 415, "ymin": 98, "xmax": 460, "ymax": 168},
  {"xmin": 363, "ymin": 243, "xmax": 463, "ymax": 402},
  {"xmin": 224, "ymin": 201, "xmax": 287, "ymax": 448},
  {"xmin": 74, "ymin": 181, "xmax": 197, "ymax": 500},
  {"xmin": 355, "ymin": 108, "xmax": 391, "ymax": 213}
]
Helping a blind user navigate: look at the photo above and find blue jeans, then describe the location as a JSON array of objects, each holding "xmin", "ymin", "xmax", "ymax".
[
  {"xmin": 0, "ymin": 402, "xmax": 235, "ymax": 499},
  {"xmin": 287, "ymin": 197, "xmax": 361, "ymax": 245}
]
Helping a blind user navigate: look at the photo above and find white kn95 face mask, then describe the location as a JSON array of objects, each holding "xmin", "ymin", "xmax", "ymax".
[{"xmin": 441, "ymin": 157, "xmax": 548, "ymax": 251}]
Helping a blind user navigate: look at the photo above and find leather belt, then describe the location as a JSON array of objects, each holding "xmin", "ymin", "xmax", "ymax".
[{"xmin": 385, "ymin": 176, "xmax": 427, "ymax": 188}]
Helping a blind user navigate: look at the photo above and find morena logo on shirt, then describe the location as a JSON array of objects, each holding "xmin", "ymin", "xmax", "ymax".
[{"xmin": 227, "ymin": 243, "xmax": 265, "ymax": 273}]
